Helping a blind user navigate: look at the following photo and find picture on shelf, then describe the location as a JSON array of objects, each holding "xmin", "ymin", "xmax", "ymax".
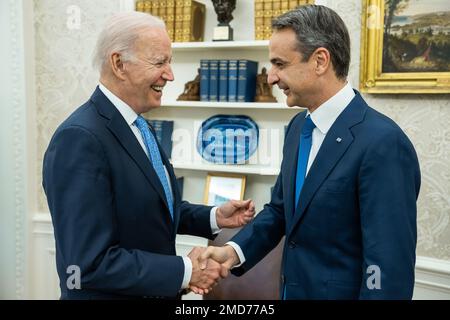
[{"xmin": 203, "ymin": 173, "xmax": 246, "ymax": 206}]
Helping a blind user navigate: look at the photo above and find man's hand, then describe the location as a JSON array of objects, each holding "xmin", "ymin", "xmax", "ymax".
[
  {"xmin": 187, "ymin": 247, "xmax": 228, "ymax": 295},
  {"xmin": 199, "ymin": 245, "xmax": 240, "ymax": 271},
  {"xmin": 216, "ymin": 199, "xmax": 256, "ymax": 229}
]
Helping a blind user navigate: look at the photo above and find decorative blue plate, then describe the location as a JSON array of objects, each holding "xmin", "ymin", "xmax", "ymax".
[{"xmin": 196, "ymin": 115, "xmax": 259, "ymax": 164}]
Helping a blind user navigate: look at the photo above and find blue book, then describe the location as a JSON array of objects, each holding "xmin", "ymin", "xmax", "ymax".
[
  {"xmin": 237, "ymin": 60, "xmax": 258, "ymax": 102},
  {"xmin": 208, "ymin": 59, "xmax": 219, "ymax": 102},
  {"xmin": 146, "ymin": 119, "xmax": 174, "ymax": 160},
  {"xmin": 200, "ymin": 60, "xmax": 210, "ymax": 101},
  {"xmin": 218, "ymin": 60, "xmax": 229, "ymax": 102},
  {"xmin": 227, "ymin": 59, "xmax": 238, "ymax": 102}
]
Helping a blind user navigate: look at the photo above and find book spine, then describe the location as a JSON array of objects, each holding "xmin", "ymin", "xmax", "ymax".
[
  {"xmin": 289, "ymin": 0, "xmax": 299, "ymax": 10},
  {"xmin": 263, "ymin": 0, "xmax": 273, "ymax": 40},
  {"xmin": 136, "ymin": 0, "xmax": 145, "ymax": 12},
  {"xmin": 166, "ymin": 0, "xmax": 175, "ymax": 41},
  {"xmin": 144, "ymin": 0, "xmax": 152, "ymax": 14},
  {"xmin": 254, "ymin": 0, "xmax": 264, "ymax": 40},
  {"xmin": 219, "ymin": 60, "xmax": 229, "ymax": 102},
  {"xmin": 237, "ymin": 60, "xmax": 258, "ymax": 102},
  {"xmin": 200, "ymin": 60, "xmax": 210, "ymax": 101},
  {"xmin": 281, "ymin": 0, "xmax": 289, "ymax": 15},
  {"xmin": 147, "ymin": 120, "xmax": 174, "ymax": 160},
  {"xmin": 182, "ymin": 0, "xmax": 192, "ymax": 42},
  {"xmin": 227, "ymin": 59, "xmax": 238, "ymax": 102},
  {"xmin": 272, "ymin": 0, "xmax": 281, "ymax": 19},
  {"xmin": 208, "ymin": 59, "xmax": 219, "ymax": 102},
  {"xmin": 174, "ymin": 0, "xmax": 184, "ymax": 42},
  {"xmin": 152, "ymin": 0, "xmax": 160, "ymax": 16}
]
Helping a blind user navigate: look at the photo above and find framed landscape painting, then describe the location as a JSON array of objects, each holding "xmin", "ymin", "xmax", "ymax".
[{"xmin": 360, "ymin": 0, "xmax": 450, "ymax": 93}]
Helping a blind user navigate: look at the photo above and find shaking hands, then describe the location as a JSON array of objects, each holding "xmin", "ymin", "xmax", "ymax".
[{"xmin": 187, "ymin": 198, "xmax": 255, "ymax": 295}]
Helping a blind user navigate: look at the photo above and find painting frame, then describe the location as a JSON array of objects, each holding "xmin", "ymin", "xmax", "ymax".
[
  {"xmin": 203, "ymin": 173, "xmax": 246, "ymax": 206},
  {"xmin": 360, "ymin": 0, "xmax": 450, "ymax": 94}
]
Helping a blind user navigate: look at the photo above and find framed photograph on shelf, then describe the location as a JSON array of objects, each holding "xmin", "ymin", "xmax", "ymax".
[
  {"xmin": 360, "ymin": 0, "xmax": 450, "ymax": 94},
  {"xmin": 203, "ymin": 173, "xmax": 246, "ymax": 206}
]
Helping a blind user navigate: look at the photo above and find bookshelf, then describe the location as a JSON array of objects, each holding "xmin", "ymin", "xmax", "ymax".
[{"xmin": 143, "ymin": 0, "xmax": 302, "ymax": 209}]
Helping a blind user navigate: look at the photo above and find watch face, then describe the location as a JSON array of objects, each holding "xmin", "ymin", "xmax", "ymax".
[{"xmin": 197, "ymin": 114, "xmax": 259, "ymax": 164}]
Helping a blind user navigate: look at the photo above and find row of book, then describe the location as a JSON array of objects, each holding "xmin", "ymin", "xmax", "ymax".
[
  {"xmin": 135, "ymin": 0, "xmax": 205, "ymax": 42},
  {"xmin": 200, "ymin": 60, "xmax": 259, "ymax": 103},
  {"xmin": 255, "ymin": 0, "xmax": 315, "ymax": 40}
]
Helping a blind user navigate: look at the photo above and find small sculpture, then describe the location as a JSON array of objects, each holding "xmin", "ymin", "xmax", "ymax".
[
  {"xmin": 177, "ymin": 69, "xmax": 200, "ymax": 101},
  {"xmin": 212, "ymin": 0, "xmax": 236, "ymax": 41},
  {"xmin": 255, "ymin": 67, "xmax": 277, "ymax": 102}
]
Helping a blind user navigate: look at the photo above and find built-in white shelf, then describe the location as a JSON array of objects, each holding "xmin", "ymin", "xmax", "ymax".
[
  {"xmin": 162, "ymin": 100, "xmax": 302, "ymax": 110},
  {"xmin": 172, "ymin": 40, "xmax": 269, "ymax": 52},
  {"xmin": 171, "ymin": 161, "xmax": 280, "ymax": 176}
]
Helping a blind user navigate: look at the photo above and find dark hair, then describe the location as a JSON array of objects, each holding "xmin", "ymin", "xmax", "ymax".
[{"xmin": 272, "ymin": 5, "xmax": 350, "ymax": 79}]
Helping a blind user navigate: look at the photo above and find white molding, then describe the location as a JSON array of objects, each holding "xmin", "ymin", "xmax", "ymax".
[
  {"xmin": 171, "ymin": 161, "xmax": 280, "ymax": 175},
  {"xmin": 8, "ymin": 0, "xmax": 27, "ymax": 300},
  {"xmin": 416, "ymin": 256, "xmax": 450, "ymax": 276},
  {"xmin": 414, "ymin": 256, "xmax": 450, "ymax": 299},
  {"xmin": 161, "ymin": 100, "xmax": 302, "ymax": 110},
  {"xmin": 172, "ymin": 40, "xmax": 269, "ymax": 52}
]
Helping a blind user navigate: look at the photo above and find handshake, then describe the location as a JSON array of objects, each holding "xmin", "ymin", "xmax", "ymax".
[
  {"xmin": 185, "ymin": 198, "xmax": 256, "ymax": 295},
  {"xmin": 187, "ymin": 244, "xmax": 240, "ymax": 295}
]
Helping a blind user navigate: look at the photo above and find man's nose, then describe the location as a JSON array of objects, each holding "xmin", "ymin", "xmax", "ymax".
[
  {"xmin": 267, "ymin": 67, "xmax": 278, "ymax": 85},
  {"xmin": 163, "ymin": 64, "xmax": 174, "ymax": 81}
]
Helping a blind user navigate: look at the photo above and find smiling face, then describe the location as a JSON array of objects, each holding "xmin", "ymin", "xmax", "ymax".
[
  {"xmin": 121, "ymin": 27, "xmax": 174, "ymax": 114},
  {"xmin": 267, "ymin": 28, "xmax": 319, "ymax": 109}
]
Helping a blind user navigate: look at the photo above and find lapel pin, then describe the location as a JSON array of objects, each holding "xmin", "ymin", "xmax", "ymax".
[{"xmin": 336, "ymin": 137, "xmax": 342, "ymax": 143}]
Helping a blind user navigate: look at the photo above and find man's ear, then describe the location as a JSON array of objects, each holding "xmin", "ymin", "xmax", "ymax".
[
  {"xmin": 110, "ymin": 52, "xmax": 127, "ymax": 81},
  {"xmin": 313, "ymin": 47, "xmax": 331, "ymax": 76}
]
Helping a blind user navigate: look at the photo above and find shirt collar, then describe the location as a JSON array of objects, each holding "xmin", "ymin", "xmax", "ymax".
[
  {"xmin": 99, "ymin": 83, "xmax": 138, "ymax": 126},
  {"xmin": 307, "ymin": 82, "xmax": 355, "ymax": 135}
]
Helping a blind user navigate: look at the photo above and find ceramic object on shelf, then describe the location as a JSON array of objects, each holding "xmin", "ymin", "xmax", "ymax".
[{"xmin": 197, "ymin": 114, "xmax": 259, "ymax": 164}]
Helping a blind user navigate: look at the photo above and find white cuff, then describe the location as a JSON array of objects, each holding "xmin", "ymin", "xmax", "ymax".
[
  {"xmin": 210, "ymin": 207, "xmax": 221, "ymax": 235},
  {"xmin": 181, "ymin": 256, "xmax": 192, "ymax": 289},
  {"xmin": 225, "ymin": 241, "xmax": 246, "ymax": 268}
]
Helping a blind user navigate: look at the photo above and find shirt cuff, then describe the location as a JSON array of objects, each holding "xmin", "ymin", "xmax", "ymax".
[
  {"xmin": 225, "ymin": 241, "xmax": 246, "ymax": 268},
  {"xmin": 210, "ymin": 207, "xmax": 221, "ymax": 235},
  {"xmin": 181, "ymin": 256, "xmax": 192, "ymax": 289}
]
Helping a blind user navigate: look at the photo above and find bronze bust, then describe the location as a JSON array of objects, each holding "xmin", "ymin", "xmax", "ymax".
[{"xmin": 212, "ymin": 0, "xmax": 236, "ymax": 25}]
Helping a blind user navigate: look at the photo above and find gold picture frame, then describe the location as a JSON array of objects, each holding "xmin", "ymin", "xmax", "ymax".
[
  {"xmin": 203, "ymin": 173, "xmax": 246, "ymax": 206},
  {"xmin": 360, "ymin": 0, "xmax": 450, "ymax": 94}
]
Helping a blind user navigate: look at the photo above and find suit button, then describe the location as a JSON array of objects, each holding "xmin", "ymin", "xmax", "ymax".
[{"xmin": 289, "ymin": 241, "xmax": 296, "ymax": 248}]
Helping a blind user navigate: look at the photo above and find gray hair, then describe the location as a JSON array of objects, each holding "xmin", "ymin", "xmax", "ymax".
[
  {"xmin": 272, "ymin": 5, "xmax": 350, "ymax": 79},
  {"xmin": 93, "ymin": 11, "xmax": 165, "ymax": 73}
]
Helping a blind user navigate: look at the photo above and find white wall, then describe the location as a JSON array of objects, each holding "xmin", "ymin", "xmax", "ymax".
[{"xmin": 0, "ymin": 0, "xmax": 28, "ymax": 299}]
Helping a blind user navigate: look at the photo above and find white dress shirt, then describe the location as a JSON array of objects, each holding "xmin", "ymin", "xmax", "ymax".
[
  {"xmin": 98, "ymin": 84, "xmax": 220, "ymax": 289},
  {"xmin": 227, "ymin": 82, "xmax": 356, "ymax": 267}
]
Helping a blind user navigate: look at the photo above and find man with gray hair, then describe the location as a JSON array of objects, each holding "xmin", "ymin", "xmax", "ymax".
[
  {"xmin": 43, "ymin": 11, "xmax": 255, "ymax": 299},
  {"xmin": 199, "ymin": 5, "xmax": 420, "ymax": 299}
]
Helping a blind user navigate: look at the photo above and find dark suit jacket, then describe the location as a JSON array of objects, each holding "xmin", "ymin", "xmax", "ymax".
[
  {"xmin": 231, "ymin": 91, "xmax": 420, "ymax": 299},
  {"xmin": 43, "ymin": 87, "xmax": 214, "ymax": 299}
]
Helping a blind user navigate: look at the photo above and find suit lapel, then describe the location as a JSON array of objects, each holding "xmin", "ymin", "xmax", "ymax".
[
  {"xmin": 287, "ymin": 93, "xmax": 368, "ymax": 238},
  {"xmin": 91, "ymin": 87, "xmax": 172, "ymax": 217}
]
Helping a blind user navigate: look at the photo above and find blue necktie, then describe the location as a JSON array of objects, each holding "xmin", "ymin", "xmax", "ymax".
[
  {"xmin": 283, "ymin": 115, "xmax": 315, "ymax": 300},
  {"xmin": 295, "ymin": 115, "xmax": 316, "ymax": 208},
  {"xmin": 135, "ymin": 116, "xmax": 174, "ymax": 220}
]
